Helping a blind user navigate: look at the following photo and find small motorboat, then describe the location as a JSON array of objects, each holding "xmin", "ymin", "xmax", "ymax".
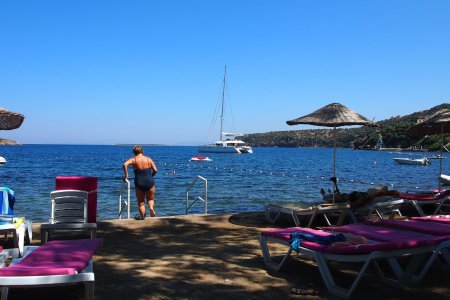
[
  {"xmin": 428, "ymin": 154, "xmax": 445, "ymax": 159},
  {"xmin": 393, "ymin": 157, "xmax": 430, "ymax": 165},
  {"xmin": 440, "ymin": 174, "xmax": 450, "ymax": 185},
  {"xmin": 190, "ymin": 155, "xmax": 212, "ymax": 162},
  {"xmin": 0, "ymin": 156, "xmax": 6, "ymax": 164}
]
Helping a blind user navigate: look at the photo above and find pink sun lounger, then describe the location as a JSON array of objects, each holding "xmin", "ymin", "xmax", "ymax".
[
  {"xmin": 411, "ymin": 214, "xmax": 450, "ymax": 224},
  {"xmin": 364, "ymin": 218, "xmax": 450, "ymax": 283},
  {"xmin": 259, "ymin": 224, "xmax": 447, "ymax": 299},
  {"xmin": 0, "ymin": 238, "xmax": 102, "ymax": 300},
  {"xmin": 399, "ymin": 190, "xmax": 450, "ymax": 216}
]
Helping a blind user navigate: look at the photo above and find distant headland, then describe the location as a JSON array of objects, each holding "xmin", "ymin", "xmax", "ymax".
[
  {"xmin": 241, "ymin": 103, "xmax": 450, "ymax": 151},
  {"xmin": 0, "ymin": 138, "xmax": 21, "ymax": 146}
]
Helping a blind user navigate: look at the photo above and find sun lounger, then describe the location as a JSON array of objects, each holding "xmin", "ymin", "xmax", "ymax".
[
  {"xmin": 0, "ymin": 187, "xmax": 33, "ymax": 256},
  {"xmin": 259, "ymin": 224, "xmax": 449, "ymax": 299},
  {"xmin": 0, "ymin": 216, "xmax": 32, "ymax": 257},
  {"xmin": 399, "ymin": 190, "xmax": 450, "ymax": 216},
  {"xmin": 0, "ymin": 247, "xmax": 19, "ymax": 268},
  {"xmin": 265, "ymin": 197, "xmax": 403, "ymax": 227},
  {"xmin": 265, "ymin": 202, "xmax": 354, "ymax": 227},
  {"xmin": 350, "ymin": 197, "xmax": 404, "ymax": 221},
  {"xmin": 365, "ymin": 218, "xmax": 450, "ymax": 283},
  {"xmin": 410, "ymin": 214, "xmax": 450, "ymax": 224},
  {"xmin": 0, "ymin": 238, "xmax": 102, "ymax": 300}
]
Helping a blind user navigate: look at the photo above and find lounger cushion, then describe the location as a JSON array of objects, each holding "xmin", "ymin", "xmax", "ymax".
[
  {"xmin": 328, "ymin": 223, "xmax": 448, "ymax": 246},
  {"xmin": 261, "ymin": 226, "xmax": 443, "ymax": 255},
  {"xmin": 0, "ymin": 265, "xmax": 78, "ymax": 276},
  {"xmin": 0, "ymin": 238, "xmax": 102, "ymax": 277},
  {"xmin": 399, "ymin": 190, "xmax": 450, "ymax": 201},
  {"xmin": 411, "ymin": 215, "xmax": 450, "ymax": 224},
  {"xmin": 365, "ymin": 219, "xmax": 450, "ymax": 236}
]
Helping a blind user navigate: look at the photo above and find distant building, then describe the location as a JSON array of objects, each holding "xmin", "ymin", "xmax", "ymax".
[
  {"xmin": 375, "ymin": 134, "xmax": 384, "ymax": 149},
  {"xmin": 416, "ymin": 115, "xmax": 425, "ymax": 124}
]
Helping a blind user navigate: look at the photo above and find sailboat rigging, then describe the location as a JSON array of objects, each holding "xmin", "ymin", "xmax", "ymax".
[{"xmin": 198, "ymin": 66, "xmax": 253, "ymax": 154}]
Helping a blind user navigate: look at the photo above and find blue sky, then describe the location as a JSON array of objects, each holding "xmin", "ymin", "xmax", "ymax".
[{"xmin": 1, "ymin": 1, "xmax": 449, "ymax": 145}]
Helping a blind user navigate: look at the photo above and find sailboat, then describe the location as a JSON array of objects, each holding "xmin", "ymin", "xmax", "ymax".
[{"xmin": 198, "ymin": 66, "xmax": 253, "ymax": 154}]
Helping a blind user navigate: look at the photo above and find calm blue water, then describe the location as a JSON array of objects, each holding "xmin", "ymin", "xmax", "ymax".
[{"xmin": 0, "ymin": 145, "xmax": 447, "ymax": 222}]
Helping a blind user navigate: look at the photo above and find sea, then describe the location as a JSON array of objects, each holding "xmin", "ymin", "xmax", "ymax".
[{"xmin": 0, "ymin": 144, "xmax": 447, "ymax": 222}]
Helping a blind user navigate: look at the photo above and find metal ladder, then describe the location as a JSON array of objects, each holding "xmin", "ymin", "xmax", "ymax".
[
  {"xmin": 118, "ymin": 179, "xmax": 131, "ymax": 219},
  {"xmin": 118, "ymin": 176, "xmax": 208, "ymax": 218},
  {"xmin": 186, "ymin": 176, "xmax": 208, "ymax": 215}
]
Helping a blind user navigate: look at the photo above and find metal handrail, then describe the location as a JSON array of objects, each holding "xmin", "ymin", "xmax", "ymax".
[
  {"xmin": 186, "ymin": 175, "xmax": 208, "ymax": 215},
  {"xmin": 118, "ymin": 179, "xmax": 131, "ymax": 219}
]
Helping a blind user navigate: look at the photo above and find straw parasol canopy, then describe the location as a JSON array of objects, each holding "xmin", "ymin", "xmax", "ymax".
[
  {"xmin": 286, "ymin": 103, "xmax": 378, "ymax": 201},
  {"xmin": 286, "ymin": 102, "xmax": 378, "ymax": 127},
  {"xmin": 0, "ymin": 108, "xmax": 25, "ymax": 130},
  {"xmin": 407, "ymin": 109, "xmax": 450, "ymax": 138},
  {"xmin": 407, "ymin": 109, "xmax": 450, "ymax": 190}
]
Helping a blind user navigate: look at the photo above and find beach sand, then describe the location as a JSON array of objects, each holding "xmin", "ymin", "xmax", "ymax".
[{"xmin": 5, "ymin": 212, "xmax": 450, "ymax": 299}]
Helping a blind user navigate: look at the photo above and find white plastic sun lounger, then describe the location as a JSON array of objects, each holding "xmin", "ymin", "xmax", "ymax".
[
  {"xmin": 366, "ymin": 218, "xmax": 450, "ymax": 283},
  {"xmin": 265, "ymin": 202, "xmax": 353, "ymax": 227},
  {"xmin": 398, "ymin": 190, "xmax": 450, "ymax": 216},
  {"xmin": 0, "ymin": 238, "xmax": 102, "ymax": 300},
  {"xmin": 259, "ymin": 224, "xmax": 449, "ymax": 299},
  {"xmin": 351, "ymin": 198, "xmax": 405, "ymax": 221},
  {"xmin": 0, "ymin": 187, "xmax": 33, "ymax": 256},
  {"xmin": 0, "ymin": 216, "xmax": 33, "ymax": 257}
]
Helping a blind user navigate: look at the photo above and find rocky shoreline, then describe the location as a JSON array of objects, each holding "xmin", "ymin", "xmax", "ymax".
[{"xmin": 0, "ymin": 138, "xmax": 21, "ymax": 145}]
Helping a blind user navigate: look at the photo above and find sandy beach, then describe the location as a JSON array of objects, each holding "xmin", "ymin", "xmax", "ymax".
[{"xmin": 5, "ymin": 212, "xmax": 450, "ymax": 300}]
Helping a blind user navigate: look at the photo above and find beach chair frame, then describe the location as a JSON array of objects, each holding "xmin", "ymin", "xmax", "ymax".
[
  {"xmin": 399, "ymin": 191, "xmax": 450, "ymax": 216},
  {"xmin": 265, "ymin": 203, "xmax": 354, "ymax": 227},
  {"xmin": 259, "ymin": 226, "xmax": 444, "ymax": 299},
  {"xmin": 0, "ymin": 239, "xmax": 101, "ymax": 300}
]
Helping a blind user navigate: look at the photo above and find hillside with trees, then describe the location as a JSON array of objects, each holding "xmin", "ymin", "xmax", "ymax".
[{"xmin": 241, "ymin": 103, "xmax": 450, "ymax": 151}]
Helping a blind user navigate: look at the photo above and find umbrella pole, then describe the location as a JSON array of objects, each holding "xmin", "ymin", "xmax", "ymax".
[
  {"xmin": 332, "ymin": 127, "xmax": 337, "ymax": 203},
  {"xmin": 333, "ymin": 127, "xmax": 337, "ymax": 178},
  {"xmin": 439, "ymin": 125, "xmax": 444, "ymax": 191}
]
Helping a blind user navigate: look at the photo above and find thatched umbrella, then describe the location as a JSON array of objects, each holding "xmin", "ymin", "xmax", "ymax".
[
  {"xmin": 286, "ymin": 103, "xmax": 378, "ymax": 196},
  {"xmin": 407, "ymin": 109, "xmax": 450, "ymax": 190},
  {"xmin": 0, "ymin": 108, "xmax": 24, "ymax": 130}
]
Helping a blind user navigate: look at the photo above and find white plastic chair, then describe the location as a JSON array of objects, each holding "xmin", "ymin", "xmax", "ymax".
[{"xmin": 40, "ymin": 190, "xmax": 97, "ymax": 243}]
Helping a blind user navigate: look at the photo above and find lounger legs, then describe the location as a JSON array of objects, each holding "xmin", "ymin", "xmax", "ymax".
[
  {"xmin": 85, "ymin": 282, "xmax": 94, "ymax": 300},
  {"xmin": 258, "ymin": 235, "xmax": 292, "ymax": 272},
  {"xmin": 25, "ymin": 221, "xmax": 33, "ymax": 244},
  {"xmin": 314, "ymin": 252, "xmax": 373, "ymax": 299},
  {"xmin": 1, "ymin": 287, "xmax": 9, "ymax": 300}
]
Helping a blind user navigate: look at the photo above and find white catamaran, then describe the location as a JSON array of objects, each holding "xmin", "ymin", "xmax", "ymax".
[{"xmin": 198, "ymin": 66, "xmax": 253, "ymax": 154}]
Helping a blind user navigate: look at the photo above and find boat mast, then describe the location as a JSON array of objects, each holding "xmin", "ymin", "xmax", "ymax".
[{"xmin": 220, "ymin": 65, "xmax": 227, "ymax": 141}]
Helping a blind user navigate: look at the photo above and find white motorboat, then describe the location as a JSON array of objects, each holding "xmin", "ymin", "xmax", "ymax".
[
  {"xmin": 393, "ymin": 157, "xmax": 430, "ymax": 165},
  {"xmin": 190, "ymin": 155, "xmax": 213, "ymax": 162},
  {"xmin": 198, "ymin": 66, "xmax": 253, "ymax": 154},
  {"xmin": 0, "ymin": 156, "xmax": 6, "ymax": 164},
  {"xmin": 428, "ymin": 154, "xmax": 445, "ymax": 159},
  {"xmin": 199, "ymin": 132, "xmax": 253, "ymax": 154},
  {"xmin": 440, "ymin": 174, "xmax": 450, "ymax": 185}
]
